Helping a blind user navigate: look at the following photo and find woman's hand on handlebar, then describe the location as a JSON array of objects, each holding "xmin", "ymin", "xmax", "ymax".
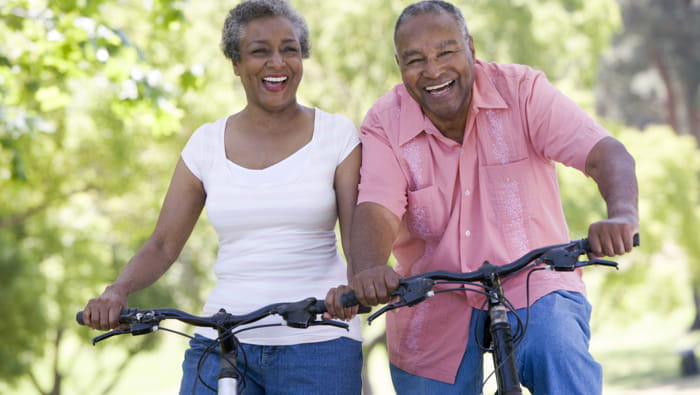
[
  {"xmin": 81, "ymin": 284, "xmax": 129, "ymax": 331},
  {"xmin": 324, "ymin": 285, "xmax": 359, "ymax": 321},
  {"xmin": 349, "ymin": 265, "xmax": 400, "ymax": 307}
]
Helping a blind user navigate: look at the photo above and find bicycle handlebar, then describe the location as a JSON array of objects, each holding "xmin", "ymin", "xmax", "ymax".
[
  {"xmin": 341, "ymin": 235, "xmax": 639, "ymax": 322},
  {"xmin": 77, "ymin": 297, "xmax": 370, "ymax": 345}
]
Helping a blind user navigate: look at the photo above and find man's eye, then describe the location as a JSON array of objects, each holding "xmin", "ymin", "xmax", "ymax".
[
  {"xmin": 406, "ymin": 58, "xmax": 424, "ymax": 65},
  {"xmin": 439, "ymin": 50, "xmax": 456, "ymax": 57}
]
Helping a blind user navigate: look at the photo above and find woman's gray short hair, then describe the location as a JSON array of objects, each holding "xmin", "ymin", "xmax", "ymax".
[
  {"xmin": 221, "ymin": 0, "xmax": 311, "ymax": 62},
  {"xmin": 394, "ymin": 0, "xmax": 470, "ymax": 42}
]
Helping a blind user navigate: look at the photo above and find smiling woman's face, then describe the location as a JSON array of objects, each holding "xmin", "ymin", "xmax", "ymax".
[{"xmin": 234, "ymin": 15, "xmax": 303, "ymax": 113}]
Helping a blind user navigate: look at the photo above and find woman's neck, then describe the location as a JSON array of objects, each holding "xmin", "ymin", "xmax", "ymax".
[{"xmin": 238, "ymin": 103, "xmax": 309, "ymax": 134}]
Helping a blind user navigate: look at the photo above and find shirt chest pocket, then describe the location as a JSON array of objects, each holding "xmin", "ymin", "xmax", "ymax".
[
  {"xmin": 476, "ymin": 109, "xmax": 529, "ymax": 166},
  {"xmin": 406, "ymin": 185, "xmax": 449, "ymax": 240}
]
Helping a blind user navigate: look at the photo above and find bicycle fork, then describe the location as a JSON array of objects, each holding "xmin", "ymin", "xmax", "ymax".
[
  {"xmin": 485, "ymin": 274, "xmax": 523, "ymax": 395},
  {"xmin": 217, "ymin": 328, "xmax": 240, "ymax": 395}
]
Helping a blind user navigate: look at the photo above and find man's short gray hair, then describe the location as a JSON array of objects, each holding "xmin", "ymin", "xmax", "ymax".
[{"xmin": 394, "ymin": 0, "xmax": 470, "ymax": 43}]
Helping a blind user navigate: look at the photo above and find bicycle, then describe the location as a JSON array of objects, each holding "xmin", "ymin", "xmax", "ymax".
[
  {"xmin": 341, "ymin": 234, "xmax": 640, "ymax": 395},
  {"xmin": 76, "ymin": 298, "xmax": 369, "ymax": 395}
]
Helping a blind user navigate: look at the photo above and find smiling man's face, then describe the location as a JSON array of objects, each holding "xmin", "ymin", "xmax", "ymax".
[{"xmin": 395, "ymin": 11, "xmax": 475, "ymax": 131}]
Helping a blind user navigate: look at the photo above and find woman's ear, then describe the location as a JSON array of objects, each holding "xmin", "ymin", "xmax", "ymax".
[{"xmin": 233, "ymin": 62, "xmax": 240, "ymax": 76}]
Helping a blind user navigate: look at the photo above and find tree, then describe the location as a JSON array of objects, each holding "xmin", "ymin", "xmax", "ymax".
[
  {"xmin": 596, "ymin": 0, "xmax": 700, "ymax": 141},
  {"xmin": 0, "ymin": 0, "xmax": 213, "ymax": 393},
  {"xmin": 3, "ymin": 0, "xmax": 697, "ymax": 393},
  {"xmin": 596, "ymin": 0, "xmax": 700, "ymax": 330}
]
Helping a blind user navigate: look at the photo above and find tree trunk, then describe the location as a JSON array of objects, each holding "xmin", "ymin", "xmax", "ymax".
[
  {"xmin": 649, "ymin": 49, "xmax": 681, "ymax": 133},
  {"xmin": 686, "ymin": 89, "xmax": 700, "ymax": 144},
  {"xmin": 691, "ymin": 286, "xmax": 700, "ymax": 331}
]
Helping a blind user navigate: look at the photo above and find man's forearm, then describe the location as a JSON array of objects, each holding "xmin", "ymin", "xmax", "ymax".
[
  {"xmin": 586, "ymin": 137, "xmax": 639, "ymax": 220},
  {"xmin": 348, "ymin": 202, "xmax": 400, "ymax": 275}
]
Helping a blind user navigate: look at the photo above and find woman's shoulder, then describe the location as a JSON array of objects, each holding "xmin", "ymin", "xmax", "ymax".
[
  {"xmin": 182, "ymin": 115, "xmax": 229, "ymax": 161},
  {"xmin": 190, "ymin": 115, "xmax": 229, "ymax": 140},
  {"xmin": 313, "ymin": 108, "xmax": 357, "ymax": 133}
]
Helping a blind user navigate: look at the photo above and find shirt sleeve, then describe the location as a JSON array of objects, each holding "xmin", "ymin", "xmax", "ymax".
[
  {"xmin": 357, "ymin": 106, "xmax": 409, "ymax": 219},
  {"xmin": 524, "ymin": 71, "xmax": 609, "ymax": 174},
  {"xmin": 332, "ymin": 113, "xmax": 360, "ymax": 165},
  {"xmin": 181, "ymin": 124, "xmax": 210, "ymax": 181}
]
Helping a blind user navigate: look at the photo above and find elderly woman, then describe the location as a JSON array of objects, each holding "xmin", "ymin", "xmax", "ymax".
[{"xmin": 80, "ymin": 0, "xmax": 363, "ymax": 393}]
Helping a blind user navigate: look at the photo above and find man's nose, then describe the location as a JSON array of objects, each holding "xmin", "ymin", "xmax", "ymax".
[{"xmin": 423, "ymin": 58, "xmax": 441, "ymax": 79}]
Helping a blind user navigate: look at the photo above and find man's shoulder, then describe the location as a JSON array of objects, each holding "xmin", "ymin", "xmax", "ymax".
[
  {"xmin": 368, "ymin": 83, "xmax": 407, "ymax": 113},
  {"xmin": 476, "ymin": 60, "xmax": 544, "ymax": 82}
]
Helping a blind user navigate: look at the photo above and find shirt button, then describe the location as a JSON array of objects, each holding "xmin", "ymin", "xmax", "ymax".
[
  {"xmin": 464, "ymin": 189, "xmax": 471, "ymax": 196},
  {"xmin": 465, "ymin": 230, "xmax": 471, "ymax": 237}
]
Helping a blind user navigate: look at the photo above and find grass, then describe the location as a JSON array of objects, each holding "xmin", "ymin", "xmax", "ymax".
[{"xmin": 592, "ymin": 310, "xmax": 700, "ymax": 394}]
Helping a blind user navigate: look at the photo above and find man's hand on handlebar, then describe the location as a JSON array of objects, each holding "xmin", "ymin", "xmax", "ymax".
[
  {"xmin": 349, "ymin": 265, "xmax": 400, "ymax": 306},
  {"xmin": 587, "ymin": 215, "xmax": 639, "ymax": 257}
]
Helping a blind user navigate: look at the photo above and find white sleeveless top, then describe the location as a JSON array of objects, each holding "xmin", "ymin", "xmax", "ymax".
[{"xmin": 181, "ymin": 108, "xmax": 362, "ymax": 344}]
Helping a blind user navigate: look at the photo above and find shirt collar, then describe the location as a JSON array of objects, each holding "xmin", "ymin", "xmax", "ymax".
[{"xmin": 397, "ymin": 60, "xmax": 509, "ymax": 145}]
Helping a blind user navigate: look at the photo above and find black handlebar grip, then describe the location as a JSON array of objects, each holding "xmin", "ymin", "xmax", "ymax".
[
  {"xmin": 338, "ymin": 292, "xmax": 371, "ymax": 313},
  {"xmin": 313, "ymin": 300, "xmax": 327, "ymax": 313},
  {"xmin": 76, "ymin": 311, "xmax": 85, "ymax": 325},
  {"xmin": 580, "ymin": 238, "xmax": 591, "ymax": 252},
  {"xmin": 340, "ymin": 291, "xmax": 360, "ymax": 308},
  {"xmin": 581, "ymin": 233, "xmax": 640, "ymax": 252}
]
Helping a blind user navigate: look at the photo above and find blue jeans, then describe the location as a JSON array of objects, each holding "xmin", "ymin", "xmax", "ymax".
[
  {"xmin": 179, "ymin": 335, "xmax": 362, "ymax": 395},
  {"xmin": 390, "ymin": 290, "xmax": 602, "ymax": 395}
]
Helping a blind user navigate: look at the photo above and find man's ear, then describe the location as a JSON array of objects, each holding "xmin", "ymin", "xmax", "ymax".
[
  {"xmin": 394, "ymin": 53, "xmax": 400, "ymax": 67},
  {"xmin": 467, "ymin": 35, "xmax": 475, "ymax": 57}
]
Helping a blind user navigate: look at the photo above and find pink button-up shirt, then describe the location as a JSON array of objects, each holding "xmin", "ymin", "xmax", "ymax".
[{"xmin": 357, "ymin": 60, "xmax": 609, "ymax": 383}]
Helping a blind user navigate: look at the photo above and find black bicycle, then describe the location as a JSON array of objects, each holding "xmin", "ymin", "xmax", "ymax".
[
  {"xmin": 77, "ymin": 298, "xmax": 368, "ymax": 395},
  {"xmin": 342, "ymin": 234, "xmax": 639, "ymax": 395}
]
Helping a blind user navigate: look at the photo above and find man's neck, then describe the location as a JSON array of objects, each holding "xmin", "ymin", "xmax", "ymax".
[{"xmin": 429, "ymin": 112, "xmax": 467, "ymax": 144}]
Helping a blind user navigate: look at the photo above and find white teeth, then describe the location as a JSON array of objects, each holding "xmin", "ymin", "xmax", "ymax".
[
  {"xmin": 263, "ymin": 76, "xmax": 287, "ymax": 83},
  {"xmin": 425, "ymin": 80, "xmax": 453, "ymax": 91}
]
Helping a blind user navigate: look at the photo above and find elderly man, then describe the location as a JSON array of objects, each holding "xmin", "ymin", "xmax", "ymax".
[{"xmin": 347, "ymin": 1, "xmax": 638, "ymax": 394}]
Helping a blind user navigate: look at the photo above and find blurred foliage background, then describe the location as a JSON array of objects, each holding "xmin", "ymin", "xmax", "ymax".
[{"xmin": 0, "ymin": 0, "xmax": 698, "ymax": 394}]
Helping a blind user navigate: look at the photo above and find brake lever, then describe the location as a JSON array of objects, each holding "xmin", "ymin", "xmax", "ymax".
[
  {"xmin": 92, "ymin": 330, "xmax": 129, "ymax": 345},
  {"xmin": 306, "ymin": 319, "xmax": 350, "ymax": 331},
  {"xmin": 366, "ymin": 277, "xmax": 436, "ymax": 325},
  {"xmin": 91, "ymin": 323, "xmax": 157, "ymax": 345},
  {"xmin": 367, "ymin": 303, "xmax": 403, "ymax": 325},
  {"xmin": 576, "ymin": 258, "xmax": 619, "ymax": 270}
]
